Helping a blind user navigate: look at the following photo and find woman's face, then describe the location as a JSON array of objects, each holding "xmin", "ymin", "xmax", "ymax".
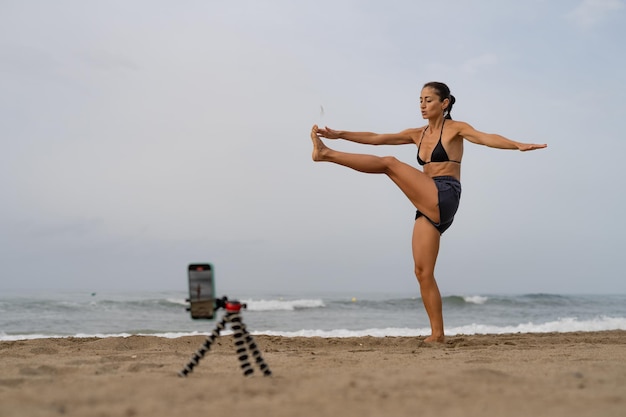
[{"xmin": 419, "ymin": 87, "xmax": 447, "ymax": 119}]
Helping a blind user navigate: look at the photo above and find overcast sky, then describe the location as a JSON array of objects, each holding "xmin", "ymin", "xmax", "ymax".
[{"xmin": 1, "ymin": 0, "xmax": 625, "ymax": 296}]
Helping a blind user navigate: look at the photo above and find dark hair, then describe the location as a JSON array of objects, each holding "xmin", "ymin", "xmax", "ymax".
[{"xmin": 423, "ymin": 81, "xmax": 455, "ymax": 119}]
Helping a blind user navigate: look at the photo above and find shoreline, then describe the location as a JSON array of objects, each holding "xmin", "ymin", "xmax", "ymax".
[
  {"xmin": 3, "ymin": 322, "xmax": 626, "ymax": 342},
  {"xmin": 2, "ymin": 331, "xmax": 625, "ymax": 416}
]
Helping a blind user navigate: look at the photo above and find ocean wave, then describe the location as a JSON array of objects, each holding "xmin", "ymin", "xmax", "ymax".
[
  {"xmin": 447, "ymin": 316, "xmax": 626, "ymax": 335},
  {"xmin": 253, "ymin": 316, "xmax": 626, "ymax": 337},
  {"xmin": 165, "ymin": 298, "xmax": 189, "ymax": 306},
  {"xmin": 241, "ymin": 299, "xmax": 325, "ymax": 311},
  {"xmin": 443, "ymin": 295, "xmax": 489, "ymax": 305},
  {"xmin": 161, "ymin": 297, "xmax": 327, "ymax": 311},
  {"xmin": 0, "ymin": 330, "xmax": 223, "ymax": 341},
  {"xmin": 3, "ymin": 316, "xmax": 624, "ymax": 341},
  {"xmin": 462, "ymin": 295, "xmax": 489, "ymax": 305}
]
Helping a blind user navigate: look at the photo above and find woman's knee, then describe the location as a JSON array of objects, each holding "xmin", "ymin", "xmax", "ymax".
[
  {"xmin": 414, "ymin": 264, "xmax": 435, "ymax": 285},
  {"xmin": 380, "ymin": 156, "xmax": 399, "ymax": 172}
]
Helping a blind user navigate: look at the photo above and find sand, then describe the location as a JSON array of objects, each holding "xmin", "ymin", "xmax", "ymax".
[{"xmin": 1, "ymin": 331, "xmax": 625, "ymax": 417}]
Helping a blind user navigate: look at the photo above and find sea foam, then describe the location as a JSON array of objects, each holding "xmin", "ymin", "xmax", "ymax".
[{"xmin": 3, "ymin": 316, "xmax": 623, "ymax": 341}]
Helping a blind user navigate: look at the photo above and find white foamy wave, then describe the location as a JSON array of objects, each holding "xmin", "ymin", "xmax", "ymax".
[
  {"xmin": 3, "ymin": 316, "xmax": 624, "ymax": 341},
  {"xmin": 251, "ymin": 316, "xmax": 626, "ymax": 338},
  {"xmin": 0, "ymin": 330, "xmax": 227, "ymax": 341},
  {"xmin": 463, "ymin": 295, "xmax": 488, "ymax": 305},
  {"xmin": 446, "ymin": 316, "xmax": 626, "ymax": 335},
  {"xmin": 253, "ymin": 327, "xmax": 430, "ymax": 338},
  {"xmin": 165, "ymin": 298, "xmax": 189, "ymax": 306},
  {"xmin": 0, "ymin": 332, "xmax": 139, "ymax": 341},
  {"xmin": 242, "ymin": 299, "xmax": 325, "ymax": 311},
  {"xmin": 0, "ymin": 333, "xmax": 60, "ymax": 341}
]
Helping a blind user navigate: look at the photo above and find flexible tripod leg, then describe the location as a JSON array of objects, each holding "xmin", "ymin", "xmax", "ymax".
[
  {"xmin": 178, "ymin": 315, "xmax": 228, "ymax": 377},
  {"xmin": 228, "ymin": 311, "xmax": 256, "ymax": 376},
  {"xmin": 239, "ymin": 319, "xmax": 272, "ymax": 376}
]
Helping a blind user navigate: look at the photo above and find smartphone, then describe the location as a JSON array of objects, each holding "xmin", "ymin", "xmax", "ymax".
[{"xmin": 187, "ymin": 263, "xmax": 215, "ymax": 319}]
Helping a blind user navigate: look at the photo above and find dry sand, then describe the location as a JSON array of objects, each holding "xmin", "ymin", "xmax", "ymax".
[{"xmin": 1, "ymin": 331, "xmax": 625, "ymax": 417}]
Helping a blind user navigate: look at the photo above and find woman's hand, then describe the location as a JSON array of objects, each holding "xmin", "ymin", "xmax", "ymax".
[
  {"xmin": 517, "ymin": 142, "xmax": 548, "ymax": 151},
  {"xmin": 317, "ymin": 126, "xmax": 342, "ymax": 139}
]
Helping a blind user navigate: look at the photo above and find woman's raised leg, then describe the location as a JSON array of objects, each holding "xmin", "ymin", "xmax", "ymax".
[
  {"xmin": 310, "ymin": 125, "xmax": 441, "ymax": 222},
  {"xmin": 412, "ymin": 217, "xmax": 445, "ymax": 343}
]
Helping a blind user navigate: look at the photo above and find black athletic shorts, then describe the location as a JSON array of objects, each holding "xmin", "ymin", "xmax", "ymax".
[{"xmin": 415, "ymin": 176, "xmax": 462, "ymax": 234}]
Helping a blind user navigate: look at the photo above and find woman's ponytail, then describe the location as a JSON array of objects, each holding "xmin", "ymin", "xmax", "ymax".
[{"xmin": 445, "ymin": 95, "xmax": 456, "ymax": 120}]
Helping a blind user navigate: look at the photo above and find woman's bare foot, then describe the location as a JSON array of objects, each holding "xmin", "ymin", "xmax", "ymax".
[
  {"xmin": 310, "ymin": 125, "xmax": 329, "ymax": 161},
  {"xmin": 424, "ymin": 334, "xmax": 445, "ymax": 344}
]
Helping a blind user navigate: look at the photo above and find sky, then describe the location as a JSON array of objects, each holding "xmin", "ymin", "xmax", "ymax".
[{"xmin": 1, "ymin": 0, "xmax": 625, "ymax": 296}]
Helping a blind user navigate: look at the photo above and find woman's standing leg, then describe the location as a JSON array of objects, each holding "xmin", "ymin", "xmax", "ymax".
[{"xmin": 412, "ymin": 217, "xmax": 445, "ymax": 342}]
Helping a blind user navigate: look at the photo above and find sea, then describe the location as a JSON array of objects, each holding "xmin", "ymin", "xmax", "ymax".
[{"xmin": 1, "ymin": 291, "xmax": 625, "ymax": 341}]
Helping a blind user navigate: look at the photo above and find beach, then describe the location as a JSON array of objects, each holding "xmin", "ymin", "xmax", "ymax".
[{"xmin": 1, "ymin": 331, "xmax": 625, "ymax": 417}]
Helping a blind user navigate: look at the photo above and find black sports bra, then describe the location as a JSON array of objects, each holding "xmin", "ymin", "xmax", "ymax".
[{"xmin": 417, "ymin": 120, "xmax": 461, "ymax": 166}]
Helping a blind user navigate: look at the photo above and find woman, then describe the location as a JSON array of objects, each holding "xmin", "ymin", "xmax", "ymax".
[{"xmin": 310, "ymin": 81, "xmax": 547, "ymax": 343}]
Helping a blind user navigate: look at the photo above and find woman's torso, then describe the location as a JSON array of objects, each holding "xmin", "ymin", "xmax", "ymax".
[{"xmin": 411, "ymin": 120, "xmax": 464, "ymax": 181}]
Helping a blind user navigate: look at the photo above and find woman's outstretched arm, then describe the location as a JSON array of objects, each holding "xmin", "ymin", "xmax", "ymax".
[
  {"xmin": 317, "ymin": 126, "xmax": 420, "ymax": 146},
  {"xmin": 456, "ymin": 121, "xmax": 547, "ymax": 151}
]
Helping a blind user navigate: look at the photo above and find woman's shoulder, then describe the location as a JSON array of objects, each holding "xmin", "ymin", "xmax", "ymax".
[
  {"xmin": 397, "ymin": 126, "xmax": 426, "ymax": 141},
  {"xmin": 445, "ymin": 120, "xmax": 473, "ymax": 137},
  {"xmin": 401, "ymin": 126, "xmax": 426, "ymax": 133},
  {"xmin": 402, "ymin": 125, "xmax": 428, "ymax": 137},
  {"xmin": 445, "ymin": 119, "xmax": 469, "ymax": 128}
]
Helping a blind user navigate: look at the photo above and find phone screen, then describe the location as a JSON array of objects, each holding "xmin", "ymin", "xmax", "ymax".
[{"xmin": 188, "ymin": 263, "xmax": 215, "ymax": 319}]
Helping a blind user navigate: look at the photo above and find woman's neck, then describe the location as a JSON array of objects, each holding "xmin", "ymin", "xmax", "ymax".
[{"xmin": 427, "ymin": 116, "xmax": 445, "ymax": 132}]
